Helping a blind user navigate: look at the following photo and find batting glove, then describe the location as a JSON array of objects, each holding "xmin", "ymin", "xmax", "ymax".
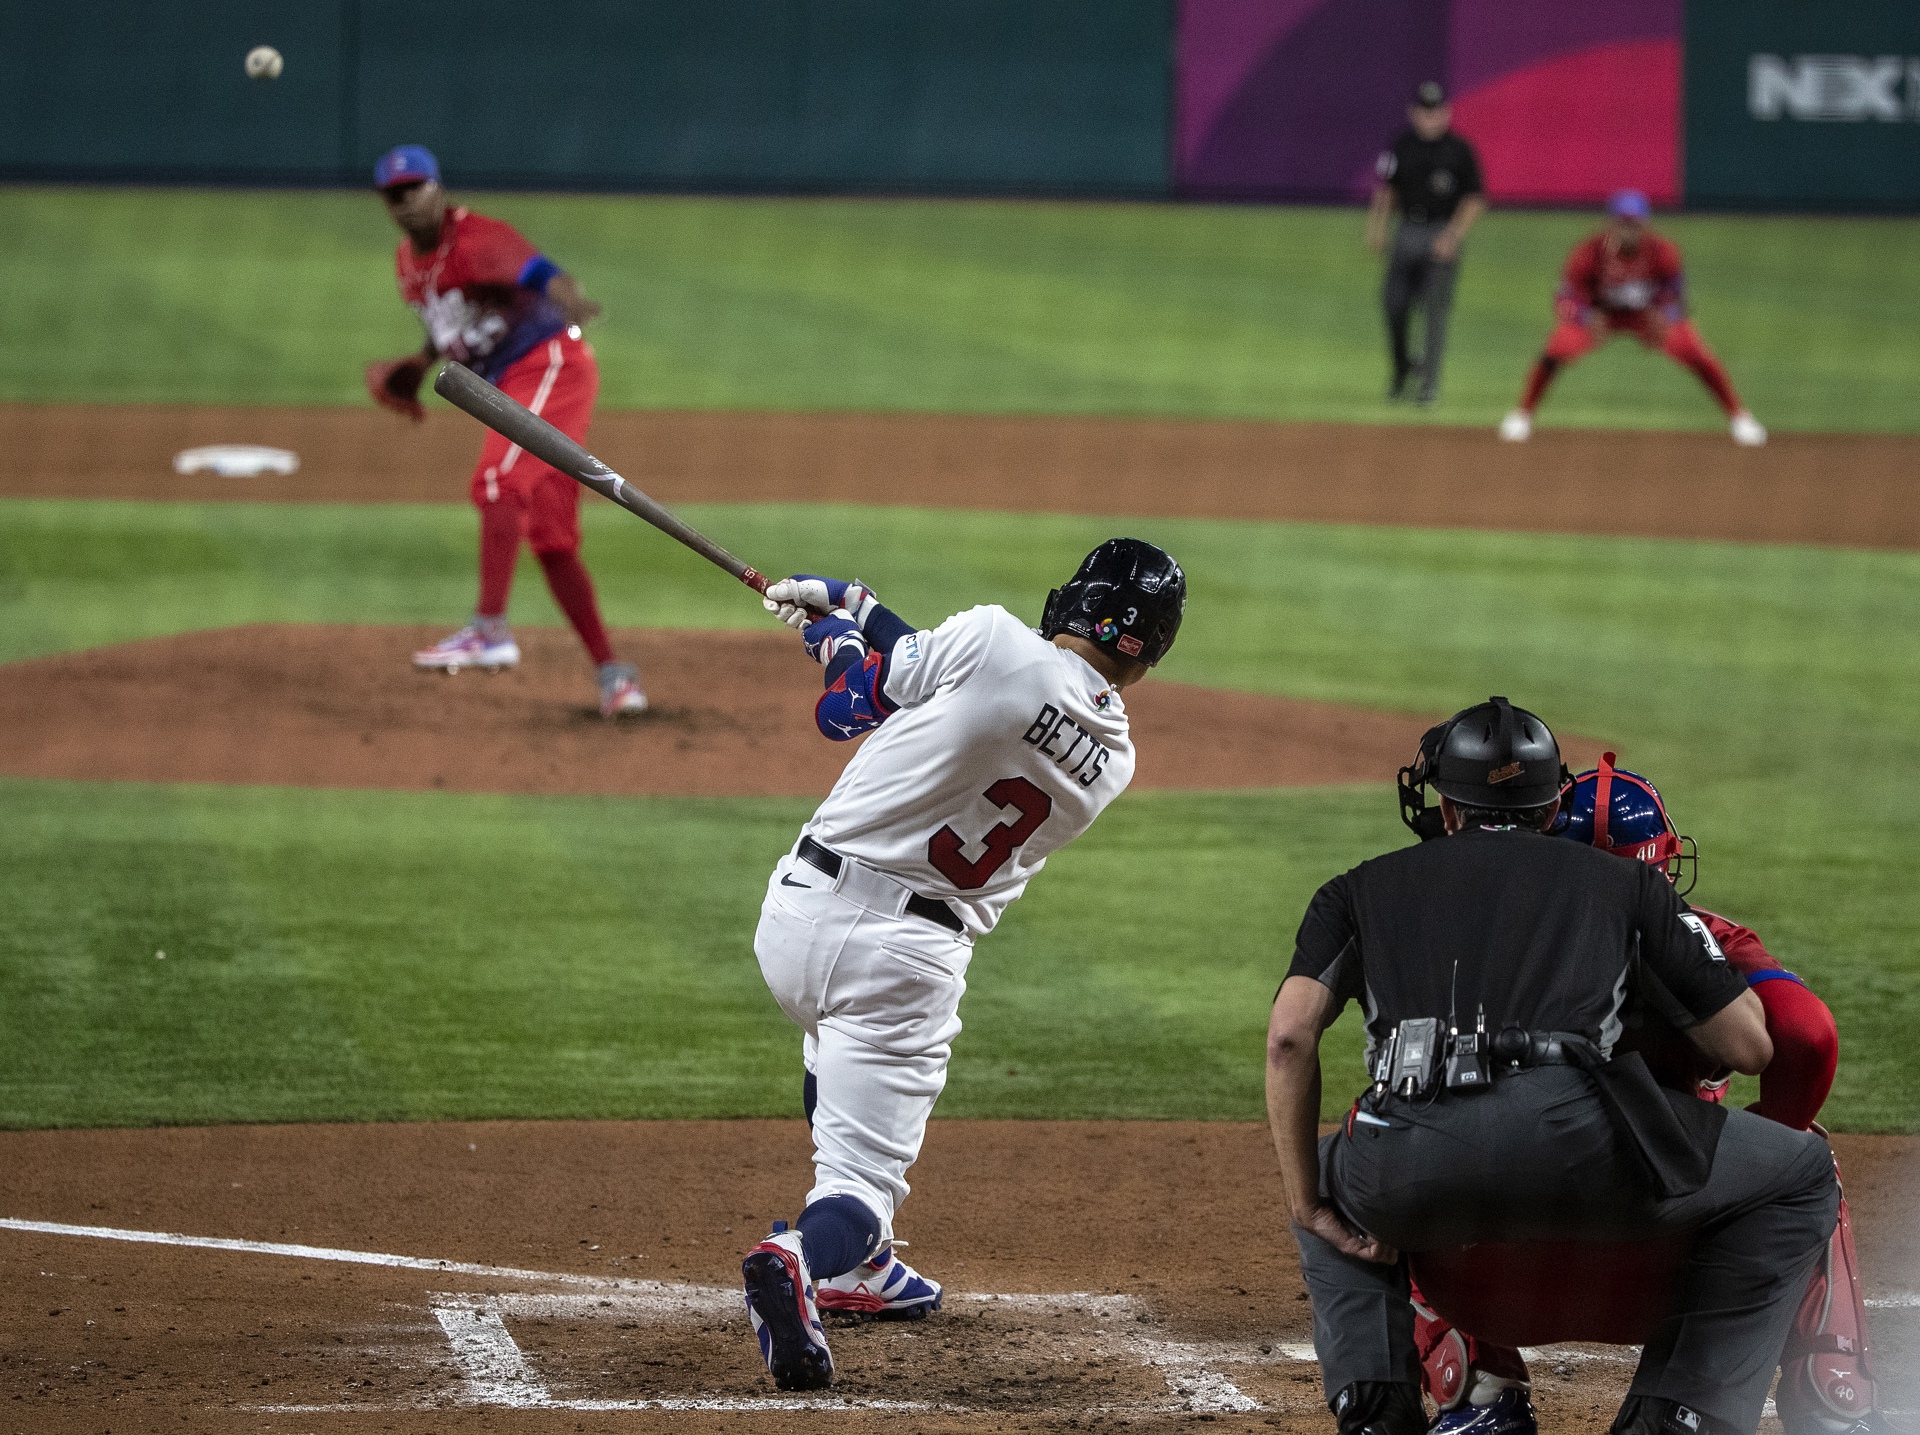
[
  {"xmin": 765, "ymin": 576, "xmax": 878, "ymax": 632},
  {"xmin": 802, "ymin": 610, "xmax": 868, "ymax": 666}
]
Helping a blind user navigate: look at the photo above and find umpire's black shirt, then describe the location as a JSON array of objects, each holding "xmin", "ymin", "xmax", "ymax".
[
  {"xmin": 1287, "ymin": 828, "xmax": 1744, "ymax": 1059},
  {"xmin": 1376, "ymin": 130, "xmax": 1484, "ymax": 225}
]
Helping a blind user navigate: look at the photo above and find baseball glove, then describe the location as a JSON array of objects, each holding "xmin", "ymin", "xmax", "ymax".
[{"xmin": 365, "ymin": 354, "xmax": 429, "ymax": 422}]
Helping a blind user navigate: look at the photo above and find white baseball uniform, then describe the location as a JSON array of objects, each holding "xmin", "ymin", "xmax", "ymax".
[{"xmin": 754, "ymin": 604, "xmax": 1135, "ymax": 1238}]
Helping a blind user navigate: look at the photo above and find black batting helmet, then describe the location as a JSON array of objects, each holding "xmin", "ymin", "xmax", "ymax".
[
  {"xmin": 1040, "ymin": 538, "xmax": 1186, "ymax": 668},
  {"xmin": 1398, "ymin": 696, "xmax": 1571, "ymax": 840}
]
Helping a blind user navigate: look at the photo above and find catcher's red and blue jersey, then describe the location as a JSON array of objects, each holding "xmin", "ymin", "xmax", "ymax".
[
  {"xmin": 1627, "ymin": 906, "xmax": 1837, "ymax": 1131},
  {"xmin": 395, "ymin": 207, "xmax": 566, "ymax": 382},
  {"xmin": 1556, "ymin": 229, "xmax": 1686, "ymax": 324}
]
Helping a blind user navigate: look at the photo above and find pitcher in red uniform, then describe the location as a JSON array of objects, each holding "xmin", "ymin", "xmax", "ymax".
[
  {"xmin": 1499, "ymin": 191, "xmax": 1767, "ymax": 448},
  {"xmin": 363, "ymin": 144, "xmax": 645, "ymax": 717},
  {"xmin": 1407, "ymin": 757, "xmax": 1881, "ymax": 1435}
]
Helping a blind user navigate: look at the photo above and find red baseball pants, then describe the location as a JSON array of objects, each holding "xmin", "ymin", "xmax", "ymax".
[
  {"xmin": 468, "ymin": 333, "xmax": 613, "ymax": 666},
  {"xmin": 1518, "ymin": 314, "xmax": 1743, "ymax": 417}
]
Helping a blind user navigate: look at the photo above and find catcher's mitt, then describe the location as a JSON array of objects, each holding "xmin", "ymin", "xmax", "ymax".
[{"xmin": 365, "ymin": 354, "xmax": 429, "ymax": 422}]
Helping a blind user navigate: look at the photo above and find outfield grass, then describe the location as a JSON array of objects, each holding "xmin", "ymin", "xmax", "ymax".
[
  {"xmin": 3, "ymin": 187, "xmax": 1917, "ymax": 431},
  {"xmin": 0, "ymin": 780, "xmax": 1400, "ymax": 1128},
  {"xmin": 2, "ymin": 497, "xmax": 1915, "ymax": 1129}
]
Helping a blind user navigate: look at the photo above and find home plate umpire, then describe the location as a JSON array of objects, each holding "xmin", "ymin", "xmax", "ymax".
[{"xmin": 1265, "ymin": 698, "xmax": 1839, "ymax": 1435}]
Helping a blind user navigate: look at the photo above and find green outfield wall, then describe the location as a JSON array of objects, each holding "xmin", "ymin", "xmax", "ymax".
[
  {"xmin": 1686, "ymin": 0, "xmax": 1920, "ymax": 211},
  {"xmin": 0, "ymin": 0, "xmax": 1171, "ymax": 194},
  {"xmin": 6, "ymin": 1, "xmax": 1920, "ymax": 209}
]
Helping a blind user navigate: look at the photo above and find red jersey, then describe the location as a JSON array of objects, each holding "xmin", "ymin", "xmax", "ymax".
[
  {"xmin": 1555, "ymin": 229, "xmax": 1685, "ymax": 324},
  {"xmin": 395, "ymin": 207, "xmax": 566, "ymax": 382},
  {"xmin": 1625, "ymin": 906, "xmax": 1835, "ymax": 1129}
]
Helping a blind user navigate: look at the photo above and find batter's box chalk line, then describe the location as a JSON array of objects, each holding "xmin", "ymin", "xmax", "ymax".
[{"xmin": 6, "ymin": 1218, "xmax": 1914, "ymax": 1416}]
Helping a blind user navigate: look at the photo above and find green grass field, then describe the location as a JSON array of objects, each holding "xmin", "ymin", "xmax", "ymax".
[
  {"xmin": 2, "ymin": 499, "xmax": 1915, "ymax": 1130},
  {"xmin": 3, "ymin": 186, "xmax": 1917, "ymax": 431},
  {"xmin": 6, "ymin": 185, "xmax": 1916, "ymax": 1134}
]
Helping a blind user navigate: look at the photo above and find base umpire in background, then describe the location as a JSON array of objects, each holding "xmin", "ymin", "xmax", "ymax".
[
  {"xmin": 1367, "ymin": 82, "xmax": 1486, "ymax": 404},
  {"xmin": 1267, "ymin": 698, "xmax": 1838, "ymax": 1435}
]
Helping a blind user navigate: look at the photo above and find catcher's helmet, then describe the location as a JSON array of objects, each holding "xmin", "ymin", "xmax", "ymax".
[
  {"xmin": 1040, "ymin": 538, "xmax": 1186, "ymax": 668},
  {"xmin": 1554, "ymin": 752, "xmax": 1697, "ymax": 894},
  {"xmin": 1398, "ymin": 696, "xmax": 1570, "ymax": 840}
]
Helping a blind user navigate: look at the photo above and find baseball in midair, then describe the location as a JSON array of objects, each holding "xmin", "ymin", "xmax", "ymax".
[{"xmin": 245, "ymin": 45, "xmax": 283, "ymax": 81}]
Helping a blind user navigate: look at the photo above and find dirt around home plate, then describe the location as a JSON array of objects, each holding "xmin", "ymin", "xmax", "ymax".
[{"xmin": 1, "ymin": 1121, "xmax": 1913, "ymax": 1435}]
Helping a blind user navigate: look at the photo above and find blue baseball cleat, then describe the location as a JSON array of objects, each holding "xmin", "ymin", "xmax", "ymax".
[
  {"xmin": 1432, "ymin": 1385, "xmax": 1537, "ymax": 1435},
  {"xmin": 815, "ymin": 1244, "xmax": 943, "ymax": 1322}
]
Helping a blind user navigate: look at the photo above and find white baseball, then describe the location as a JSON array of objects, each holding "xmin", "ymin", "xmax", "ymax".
[{"xmin": 245, "ymin": 45, "xmax": 283, "ymax": 81}]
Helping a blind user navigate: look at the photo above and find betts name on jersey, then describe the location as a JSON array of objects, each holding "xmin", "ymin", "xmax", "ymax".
[{"xmin": 802, "ymin": 606, "xmax": 1136, "ymax": 937}]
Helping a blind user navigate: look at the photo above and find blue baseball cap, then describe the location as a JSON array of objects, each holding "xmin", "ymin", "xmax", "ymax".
[
  {"xmin": 1607, "ymin": 189, "xmax": 1651, "ymax": 221},
  {"xmin": 373, "ymin": 144, "xmax": 439, "ymax": 190}
]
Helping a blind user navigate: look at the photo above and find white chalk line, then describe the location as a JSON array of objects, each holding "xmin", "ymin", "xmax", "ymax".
[{"xmin": 0, "ymin": 1216, "xmax": 651, "ymax": 1291}]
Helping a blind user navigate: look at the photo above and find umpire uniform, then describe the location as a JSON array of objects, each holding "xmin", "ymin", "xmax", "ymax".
[
  {"xmin": 1272, "ymin": 699, "xmax": 1837, "ymax": 1435},
  {"xmin": 1374, "ymin": 82, "xmax": 1484, "ymax": 403}
]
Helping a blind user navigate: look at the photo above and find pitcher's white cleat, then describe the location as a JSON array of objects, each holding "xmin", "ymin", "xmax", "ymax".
[
  {"xmin": 597, "ymin": 662, "xmax": 648, "ymax": 718},
  {"xmin": 413, "ymin": 625, "xmax": 520, "ymax": 674},
  {"xmin": 1498, "ymin": 409, "xmax": 1533, "ymax": 443},
  {"xmin": 1730, "ymin": 410, "xmax": 1768, "ymax": 447}
]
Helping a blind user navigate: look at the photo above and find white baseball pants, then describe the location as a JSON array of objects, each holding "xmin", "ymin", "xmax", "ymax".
[{"xmin": 754, "ymin": 850, "xmax": 973, "ymax": 1244}]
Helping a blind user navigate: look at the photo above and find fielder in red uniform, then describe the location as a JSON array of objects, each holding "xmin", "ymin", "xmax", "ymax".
[
  {"xmin": 1499, "ymin": 190, "xmax": 1766, "ymax": 448},
  {"xmin": 364, "ymin": 144, "xmax": 645, "ymax": 718},
  {"xmin": 1407, "ymin": 756, "xmax": 1881, "ymax": 1435}
]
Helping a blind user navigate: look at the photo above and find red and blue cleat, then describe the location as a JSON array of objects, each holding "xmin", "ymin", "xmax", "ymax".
[
  {"xmin": 816, "ymin": 1244, "xmax": 943, "ymax": 1322},
  {"xmin": 742, "ymin": 1224, "xmax": 834, "ymax": 1391}
]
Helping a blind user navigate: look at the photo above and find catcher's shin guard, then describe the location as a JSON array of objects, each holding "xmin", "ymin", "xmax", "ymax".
[
  {"xmin": 1413, "ymin": 1288, "xmax": 1532, "ymax": 1413},
  {"xmin": 1415, "ymin": 1294, "xmax": 1471, "ymax": 1410},
  {"xmin": 1776, "ymin": 1170, "xmax": 1878, "ymax": 1435}
]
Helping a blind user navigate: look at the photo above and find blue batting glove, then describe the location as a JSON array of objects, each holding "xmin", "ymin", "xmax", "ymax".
[{"xmin": 802, "ymin": 610, "xmax": 867, "ymax": 666}]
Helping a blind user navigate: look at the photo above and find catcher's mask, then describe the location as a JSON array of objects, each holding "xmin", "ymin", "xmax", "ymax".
[
  {"xmin": 1552, "ymin": 752, "xmax": 1697, "ymax": 895},
  {"xmin": 1398, "ymin": 696, "xmax": 1572, "ymax": 841},
  {"xmin": 1039, "ymin": 537, "xmax": 1186, "ymax": 668}
]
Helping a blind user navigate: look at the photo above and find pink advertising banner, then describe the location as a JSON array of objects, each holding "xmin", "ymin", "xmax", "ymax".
[{"xmin": 1176, "ymin": 0, "xmax": 1682, "ymax": 205}]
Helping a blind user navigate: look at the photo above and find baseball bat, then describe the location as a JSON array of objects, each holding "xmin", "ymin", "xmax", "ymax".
[{"xmin": 432, "ymin": 359, "xmax": 773, "ymax": 599}]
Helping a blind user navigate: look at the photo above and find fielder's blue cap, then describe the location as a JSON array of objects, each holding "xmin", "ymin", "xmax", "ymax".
[
  {"xmin": 373, "ymin": 144, "xmax": 439, "ymax": 190},
  {"xmin": 1608, "ymin": 189, "xmax": 1651, "ymax": 220}
]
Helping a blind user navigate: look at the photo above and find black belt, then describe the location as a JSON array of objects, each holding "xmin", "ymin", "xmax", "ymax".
[
  {"xmin": 1489, "ymin": 1029, "xmax": 1587, "ymax": 1069},
  {"xmin": 796, "ymin": 836, "xmax": 966, "ymax": 935}
]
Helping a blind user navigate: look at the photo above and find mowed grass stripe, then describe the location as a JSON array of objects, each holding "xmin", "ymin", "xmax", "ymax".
[
  {"xmin": 2, "ymin": 188, "xmax": 1916, "ymax": 432},
  {"xmin": 0, "ymin": 780, "xmax": 1381, "ymax": 1129},
  {"xmin": 0, "ymin": 777, "xmax": 1910, "ymax": 1132}
]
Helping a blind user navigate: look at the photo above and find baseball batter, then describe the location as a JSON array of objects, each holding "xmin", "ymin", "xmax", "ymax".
[
  {"xmin": 1500, "ymin": 190, "xmax": 1766, "ymax": 447},
  {"xmin": 736, "ymin": 539, "xmax": 1187, "ymax": 1392},
  {"xmin": 364, "ymin": 144, "xmax": 645, "ymax": 717},
  {"xmin": 1408, "ymin": 757, "xmax": 1880, "ymax": 1435}
]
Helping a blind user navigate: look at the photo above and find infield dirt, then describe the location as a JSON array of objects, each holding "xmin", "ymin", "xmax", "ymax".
[
  {"xmin": 4, "ymin": 403, "xmax": 1918, "ymax": 549},
  {"xmin": 3, "ymin": 1121, "xmax": 1914, "ymax": 1435}
]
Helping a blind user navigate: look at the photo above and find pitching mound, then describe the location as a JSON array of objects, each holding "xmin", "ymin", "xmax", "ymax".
[
  {"xmin": 0, "ymin": 624, "xmax": 1534, "ymax": 797},
  {"xmin": 2, "ymin": 1121, "xmax": 1913, "ymax": 1434}
]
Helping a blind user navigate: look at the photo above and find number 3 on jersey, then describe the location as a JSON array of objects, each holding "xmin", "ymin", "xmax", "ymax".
[{"xmin": 927, "ymin": 777, "xmax": 1053, "ymax": 890}]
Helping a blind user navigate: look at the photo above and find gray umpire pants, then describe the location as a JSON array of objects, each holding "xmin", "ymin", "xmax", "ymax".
[
  {"xmin": 1382, "ymin": 220, "xmax": 1461, "ymax": 401},
  {"xmin": 1294, "ymin": 1067, "xmax": 1837, "ymax": 1434}
]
